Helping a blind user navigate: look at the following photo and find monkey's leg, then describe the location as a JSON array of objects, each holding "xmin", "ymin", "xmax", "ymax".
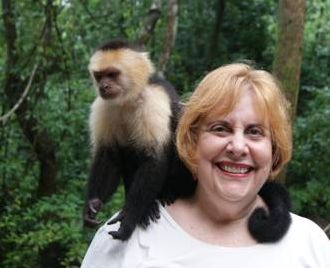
[
  {"xmin": 84, "ymin": 146, "xmax": 121, "ymax": 228},
  {"xmin": 108, "ymin": 154, "xmax": 167, "ymax": 240}
]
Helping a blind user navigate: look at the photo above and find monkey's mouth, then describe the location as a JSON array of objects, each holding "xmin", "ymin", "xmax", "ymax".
[{"xmin": 100, "ymin": 89, "xmax": 120, "ymax": 99}]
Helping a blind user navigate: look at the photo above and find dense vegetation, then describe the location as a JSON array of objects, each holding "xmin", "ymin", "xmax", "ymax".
[{"xmin": 0, "ymin": 0, "xmax": 329, "ymax": 267}]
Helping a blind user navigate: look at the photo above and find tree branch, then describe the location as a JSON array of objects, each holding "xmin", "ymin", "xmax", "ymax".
[
  {"xmin": 0, "ymin": 63, "xmax": 39, "ymax": 124},
  {"xmin": 136, "ymin": 0, "xmax": 162, "ymax": 47}
]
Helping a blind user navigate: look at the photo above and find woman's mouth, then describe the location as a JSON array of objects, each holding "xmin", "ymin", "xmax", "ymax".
[{"xmin": 216, "ymin": 161, "xmax": 254, "ymax": 175}]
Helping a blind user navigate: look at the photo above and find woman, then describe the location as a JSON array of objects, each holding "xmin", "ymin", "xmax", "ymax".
[{"xmin": 81, "ymin": 63, "xmax": 330, "ymax": 268}]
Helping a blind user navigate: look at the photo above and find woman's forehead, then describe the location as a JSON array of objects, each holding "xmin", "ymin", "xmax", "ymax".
[{"xmin": 203, "ymin": 95, "xmax": 269, "ymax": 126}]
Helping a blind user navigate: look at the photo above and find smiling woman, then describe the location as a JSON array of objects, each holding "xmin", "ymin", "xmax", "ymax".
[
  {"xmin": 172, "ymin": 64, "xmax": 293, "ymax": 246},
  {"xmin": 81, "ymin": 63, "xmax": 330, "ymax": 268}
]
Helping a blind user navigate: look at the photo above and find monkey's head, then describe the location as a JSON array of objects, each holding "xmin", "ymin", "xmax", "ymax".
[{"xmin": 88, "ymin": 40, "xmax": 155, "ymax": 104}]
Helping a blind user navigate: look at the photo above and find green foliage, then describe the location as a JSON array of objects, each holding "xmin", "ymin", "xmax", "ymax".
[
  {"xmin": 0, "ymin": 180, "xmax": 124, "ymax": 268},
  {"xmin": 287, "ymin": 0, "xmax": 330, "ymax": 222},
  {"xmin": 1, "ymin": 193, "xmax": 83, "ymax": 267},
  {"xmin": 298, "ymin": 0, "xmax": 330, "ymax": 115},
  {"xmin": 288, "ymin": 87, "xmax": 330, "ymax": 219},
  {"xmin": 1, "ymin": 0, "xmax": 329, "ymax": 266},
  {"xmin": 167, "ymin": 0, "xmax": 274, "ymax": 94},
  {"xmin": 290, "ymin": 180, "xmax": 330, "ymax": 221}
]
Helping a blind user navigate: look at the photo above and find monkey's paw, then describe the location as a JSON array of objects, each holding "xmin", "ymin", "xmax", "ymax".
[
  {"xmin": 83, "ymin": 198, "xmax": 103, "ymax": 228},
  {"xmin": 107, "ymin": 210, "xmax": 125, "ymax": 225},
  {"xmin": 108, "ymin": 216, "xmax": 135, "ymax": 241}
]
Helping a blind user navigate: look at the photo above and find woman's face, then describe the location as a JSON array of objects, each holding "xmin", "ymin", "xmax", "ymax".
[{"xmin": 195, "ymin": 88, "xmax": 272, "ymax": 204}]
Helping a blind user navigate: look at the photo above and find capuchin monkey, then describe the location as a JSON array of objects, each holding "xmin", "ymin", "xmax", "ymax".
[{"xmin": 83, "ymin": 40, "xmax": 193, "ymax": 241}]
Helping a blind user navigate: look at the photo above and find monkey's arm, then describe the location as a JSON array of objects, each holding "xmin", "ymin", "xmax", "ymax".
[
  {"xmin": 108, "ymin": 152, "xmax": 168, "ymax": 240},
  {"xmin": 84, "ymin": 146, "xmax": 121, "ymax": 228}
]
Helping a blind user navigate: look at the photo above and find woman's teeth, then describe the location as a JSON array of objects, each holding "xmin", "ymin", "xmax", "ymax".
[{"xmin": 220, "ymin": 165, "xmax": 250, "ymax": 174}]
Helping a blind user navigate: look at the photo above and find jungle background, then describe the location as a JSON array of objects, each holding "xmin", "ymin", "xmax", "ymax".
[{"xmin": 0, "ymin": 0, "xmax": 329, "ymax": 267}]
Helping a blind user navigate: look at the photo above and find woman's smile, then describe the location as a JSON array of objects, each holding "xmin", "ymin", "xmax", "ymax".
[{"xmin": 216, "ymin": 161, "xmax": 253, "ymax": 176}]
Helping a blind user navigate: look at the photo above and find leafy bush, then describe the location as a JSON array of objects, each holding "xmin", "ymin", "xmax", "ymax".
[
  {"xmin": 0, "ymin": 181, "xmax": 124, "ymax": 268},
  {"xmin": 288, "ymin": 86, "xmax": 330, "ymax": 220}
]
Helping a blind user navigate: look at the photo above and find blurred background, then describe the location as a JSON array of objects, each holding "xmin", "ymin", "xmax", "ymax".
[{"xmin": 0, "ymin": 0, "xmax": 329, "ymax": 267}]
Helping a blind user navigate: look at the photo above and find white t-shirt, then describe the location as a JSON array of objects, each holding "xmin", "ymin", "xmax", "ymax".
[{"xmin": 81, "ymin": 205, "xmax": 330, "ymax": 268}]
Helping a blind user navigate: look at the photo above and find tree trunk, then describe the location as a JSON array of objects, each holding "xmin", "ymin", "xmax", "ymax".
[
  {"xmin": 1, "ymin": 0, "xmax": 57, "ymax": 196},
  {"xmin": 206, "ymin": 0, "xmax": 226, "ymax": 68},
  {"xmin": 157, "ymin": 0, "xmax": 178, "ymax": 76},
  {"xmin": 273, "ymin": 0, "xmax": 306, "ymax": 120},
  {"xmin": 272, "ymin": 0, "xmax": 306, "ymax": 183}
]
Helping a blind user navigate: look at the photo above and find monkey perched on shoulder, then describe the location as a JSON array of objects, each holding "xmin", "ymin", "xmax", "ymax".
[
  {"xmin": 83, "ymin": 40, "xmax": 291, "ymax": 243},
  {"xmin": 83, "ymin": 40, "xmax": 194, "ymax": 241}
]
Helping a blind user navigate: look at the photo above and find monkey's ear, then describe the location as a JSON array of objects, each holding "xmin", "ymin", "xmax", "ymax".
[{"xmin": 138, "ymin": 52, "xmax": 155, "ymax": 74}]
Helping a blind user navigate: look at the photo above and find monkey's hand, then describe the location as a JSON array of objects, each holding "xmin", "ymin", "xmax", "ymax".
[
  {"xmin": 83, "ymin": 198, "xmax": 103, "ymax": 228},
  {"xmin": 107, "ymin": 211, "xmax": 135, "ymax": 241},
  {"xmin": 107, "ymin": 210, "xmax": 125, "ymax": 225}
]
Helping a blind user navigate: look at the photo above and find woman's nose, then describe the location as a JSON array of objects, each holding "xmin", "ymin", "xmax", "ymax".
[{"xmin": 226, "ymin": 132, "xmax": 248, "ymax": 157}]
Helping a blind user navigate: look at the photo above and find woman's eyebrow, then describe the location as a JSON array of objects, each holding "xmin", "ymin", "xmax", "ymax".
[
  {"xmin": 246, "ymin": 123, "xmax": 265, "ymax": 128},
  {"xmin": 206, "ymin": 119, "xmax": 231, "ymax": 127}
]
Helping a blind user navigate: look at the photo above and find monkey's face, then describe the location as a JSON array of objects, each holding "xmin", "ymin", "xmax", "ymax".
[
  {"xmin": 89, "ymin": 48, "xmax": 154, "ymax": 103},
  {"xmin": 93, "ymin": 67, "xmax": 123, "ymax": 99}
]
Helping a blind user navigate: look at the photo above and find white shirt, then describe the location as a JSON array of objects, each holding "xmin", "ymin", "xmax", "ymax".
[{"xmin": 81, "ymin": 205, "xmax": 330, "ymax": 268}]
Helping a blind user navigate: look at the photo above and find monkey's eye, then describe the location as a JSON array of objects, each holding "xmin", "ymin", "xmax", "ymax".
[
  {"xmin": 106, "ymin": 71, "xmax": 120, "ymax": 78},
  {"xmin": 94, "ymin": 72, "xmax": 102, "ymax": 81}
]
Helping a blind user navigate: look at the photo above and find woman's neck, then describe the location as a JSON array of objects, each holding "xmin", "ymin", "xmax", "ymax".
[
  {"xmin": 194, "ymin": 186, "xmax": 265, "ymax": 223},
  {"xmin": 167, "ymin": 193, "xmax": 266, "ymax": 247}
]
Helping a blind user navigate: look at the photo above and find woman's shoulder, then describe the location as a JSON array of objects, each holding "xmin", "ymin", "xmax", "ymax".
[
  {"xmin": 288, "ymin": 212, "xmax": 330, "ymax": 246},
  {"xmin": 290, "ymin": 213, "xmax": 327, "ymax": 233},
  {"xmin": 80, "ymin": 214, "xmax": 132, "ymax": 268},
  {"xmin": 287, "ymin": 213, "xmax": 330, "ymax": 267},
  {"xmin": 80, "ymin": 206, "xmax": 185, "ymax": 268}
]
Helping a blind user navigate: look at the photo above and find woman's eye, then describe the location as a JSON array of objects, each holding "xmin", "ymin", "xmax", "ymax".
[
  {"xmin": 209, "ymin": 124, "xmax": 230, "ymax": 134},
  {"xmin": 246, "ymin": 126, "xmax": 264, "ymax": 137}
]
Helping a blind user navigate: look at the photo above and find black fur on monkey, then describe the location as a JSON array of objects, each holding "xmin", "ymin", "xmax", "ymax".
[{"xmin": 83, "ymin": 40, "xmax": 194, "ymax": 241}]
